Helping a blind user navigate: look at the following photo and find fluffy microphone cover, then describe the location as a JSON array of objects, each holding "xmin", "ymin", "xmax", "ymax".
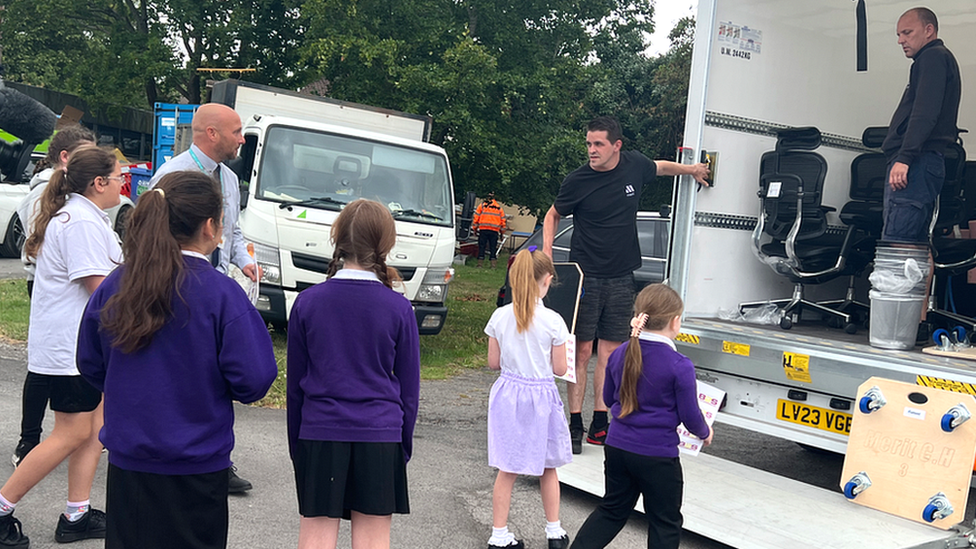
[{"xmin": 0, "ymin": 87, "xmax": 57, "ymax": 143}]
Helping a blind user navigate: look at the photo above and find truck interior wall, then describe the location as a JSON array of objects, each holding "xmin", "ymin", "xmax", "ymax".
[{"xmin": 684, "ymin": 0, "xmax": 975, "ymax": 317}]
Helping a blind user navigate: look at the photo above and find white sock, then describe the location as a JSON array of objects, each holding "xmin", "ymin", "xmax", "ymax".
[
  {"xmin": 488, "ymin": 525, "xmax": 516, "ymax": 547},
  {"xmin": 0, "ymin": 493, "xmax": 15, "ymax": 516},
  {"xmin": 65, "ymin": 500, "xmax": 90, "ymax": 522},
  {"xmin": 546, "ymin": 520, "xmax": 567, "ymax": 539}
]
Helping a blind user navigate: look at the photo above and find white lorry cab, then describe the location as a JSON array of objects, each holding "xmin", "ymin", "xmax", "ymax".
[
  {"xmin": 211, "ymin": 81, "xmax": 455, "ymax": 334},
  {"xmin": 560, "ymin": 2, "xmax": 976, "ymax": 547}
]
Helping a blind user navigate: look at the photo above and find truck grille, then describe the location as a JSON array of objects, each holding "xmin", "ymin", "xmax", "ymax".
[{"xmin": 291, "ymin": 251, "xmax": 415, "ymax": 280}]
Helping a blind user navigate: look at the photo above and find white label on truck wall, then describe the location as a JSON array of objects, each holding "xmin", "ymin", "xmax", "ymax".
[{"xmin": 717, "ymin": 21, "xmax": 762, "ymax": 60}]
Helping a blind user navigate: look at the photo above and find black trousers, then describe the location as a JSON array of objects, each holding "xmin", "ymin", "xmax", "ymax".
[
  {"xmin": 106, "ymin": 464, "xmax": 229, "ymax": 549},
  {"xmin": 19, "ymin": 372, "xmax": 51, "ymax": 446},
  {"xmin": 477, "ymin": 230, "xmax": 500, "ymax": 260},
  {"xmin": 571, "ymin": 445, "xmax": 683, "ymax": 549}
]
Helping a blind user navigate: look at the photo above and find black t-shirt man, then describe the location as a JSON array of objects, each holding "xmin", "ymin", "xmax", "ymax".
[{"xmin": 554, "ymin": 150, "xmax": 657, "ymax": 278}]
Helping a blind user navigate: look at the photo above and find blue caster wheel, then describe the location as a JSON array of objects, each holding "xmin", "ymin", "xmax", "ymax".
[
  {"xmin": 953, "ymin": 326, "xmax": 967, "ymax": 340},
  {"xmin": 933, "ymin": 328, "xmax": 950, "ymax": 346},
  {"xmin": 942, "ymin": 413, "xmax": 957, "ymax": 432},
  {"xmin": 859, "ymin": 396, "xmax": 874, "ymax": 414},
  {"xmin": 923, "ymin": 503, "xmax": 940, "ymax": 523},
  {"xmin": 843, "ymin": 481, "xmax": 858, "ymax": 499}
]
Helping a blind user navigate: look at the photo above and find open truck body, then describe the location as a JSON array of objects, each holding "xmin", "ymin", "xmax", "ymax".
[{"xmin": 560, "ymin": 1, "xmax": 976, "ymax": 546}]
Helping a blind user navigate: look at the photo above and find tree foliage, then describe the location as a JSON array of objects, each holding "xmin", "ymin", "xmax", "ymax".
[{"xmin": 0, "ymin": 0, "xmax": 696, "ymax": 215}]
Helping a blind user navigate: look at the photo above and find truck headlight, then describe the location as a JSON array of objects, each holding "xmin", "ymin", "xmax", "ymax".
[
  {"xmin": 252, "ymin": 241, "xmax": 281, "ymax": 285},
  {"xmin": 417, "ymin": 267, "xmax": 453, "ymax": 303}
]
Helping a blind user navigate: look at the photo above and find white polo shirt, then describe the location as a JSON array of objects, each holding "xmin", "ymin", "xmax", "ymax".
[
  {"xmin": 485, "ymin": 300, "xmax": 571, "ymax": 379},
  {"xmin": 28, "ymin": 193, "xmax": 123, "ymax": 376}
]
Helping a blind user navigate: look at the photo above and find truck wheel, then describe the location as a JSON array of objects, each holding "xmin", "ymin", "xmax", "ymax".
[
  {"xmin": 114, "ymin": 205, "xmax": 133, "ymax": 242},
  {"xmin": 0, "ymin": 215, "xmax": 24, "ymax": 258}
]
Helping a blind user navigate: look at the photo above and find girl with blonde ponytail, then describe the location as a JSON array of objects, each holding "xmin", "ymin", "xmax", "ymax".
[
  {"xmin": 571, "ymin": 283, "xmax": 714, "ymax": 549},
  {"xmin": 484, "ymin": 247, "xmax": 573, "ymax": 549}
]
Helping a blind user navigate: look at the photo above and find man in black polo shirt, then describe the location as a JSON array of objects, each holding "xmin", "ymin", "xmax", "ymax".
[
  {"xmin": 881, "ymin": 7, "xmax": 960, "ymax": 329},
  {"xmin": 542, "ymin": 116, "xmax": 709, "ymax": 454}
]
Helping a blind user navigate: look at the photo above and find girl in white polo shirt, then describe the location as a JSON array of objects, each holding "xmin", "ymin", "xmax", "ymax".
[{"xmin": 0, "ymin": 147, "xmax": 123, "ymax": 548}]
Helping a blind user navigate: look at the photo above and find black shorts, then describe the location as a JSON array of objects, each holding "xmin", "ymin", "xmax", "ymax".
[
  {"xmin": 106, "ymin": 464, "xmax": 229, "ymax": 549},
  {"xmin": 575, "ymin": 274, "xmax": 636, "ymax": 342},
  {"xmin": 45, "ymin": 374, "xmax": 102, "ymax": 413},
  {"xmin": 293, "ymin": 440, "xmax": 409, "ymax": 519}
]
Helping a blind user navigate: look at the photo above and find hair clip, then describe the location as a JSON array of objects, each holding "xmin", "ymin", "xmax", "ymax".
[
  {"xmin": 527, "ymin": 245, "xmax": 537, "ymax": 253},
  {"xmin": 153, "ymin": 188, "xmax": 165, "ymax": 199},
  {"xmin": 630, "ymin": 313, "xmax": 648, "ymax": 338}
]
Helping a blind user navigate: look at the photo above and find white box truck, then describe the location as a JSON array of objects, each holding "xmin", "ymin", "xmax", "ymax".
[
  {"xmin": 210, "ymin": 80, "xmax": 455, "ymax": 334},
  {"xmin": 559, "ymin": 1, "xmax": 976, "ymax": 546}
]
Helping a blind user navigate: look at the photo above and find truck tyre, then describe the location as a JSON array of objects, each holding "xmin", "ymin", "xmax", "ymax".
[
  {"xmin": 114, "ymin": 205, "xmax": 133, "ymax": 242},
  {"xmin": 0, "ymin": 215, "xmax": 25, "ymax": 258}
]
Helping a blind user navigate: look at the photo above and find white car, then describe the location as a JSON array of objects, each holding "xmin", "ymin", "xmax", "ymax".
[{"xmin": 0, "ymin": 172, "xmax": 134, "ymax": 258}]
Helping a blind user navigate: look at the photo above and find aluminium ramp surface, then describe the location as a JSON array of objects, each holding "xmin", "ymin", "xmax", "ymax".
[{"xmin": 559, "ymin": 449, "xmax": 957, "ymax": 549}]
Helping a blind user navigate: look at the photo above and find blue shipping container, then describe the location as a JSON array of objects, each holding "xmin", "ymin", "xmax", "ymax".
[{"xmin": 153, "ymin": 103, "xmax": 198, "ymax": 175}]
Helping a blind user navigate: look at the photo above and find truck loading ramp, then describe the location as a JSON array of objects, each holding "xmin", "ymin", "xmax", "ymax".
[{"xmin": 559, "ymin": 449, "xmax": 970, "ymax": 549}]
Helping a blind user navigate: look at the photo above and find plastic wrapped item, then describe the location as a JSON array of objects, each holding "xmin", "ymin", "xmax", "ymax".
[
  {"xmin": 868, "ymin": 258, "xmax": 925, "ymax": 294},
  {"xmin": 718, "ymin": 302, "xmax": 782, "ymax": 325}
]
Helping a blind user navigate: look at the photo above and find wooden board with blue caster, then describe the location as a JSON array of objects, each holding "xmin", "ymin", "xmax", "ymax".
[
  {"xmin": 840, "ymin": 377, "xmax": 976, "ymax": 529},
  {"xmin": 921, "ymin": 326, "xmax": 976, "ymax": 360}
]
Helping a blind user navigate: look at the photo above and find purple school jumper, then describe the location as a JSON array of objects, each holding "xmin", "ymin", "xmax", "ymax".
[
  {"xmin": 286, "ymin": 274, "xmax": 421, "ymax": 462},
  {"xmin": 603, "ymin": 335, "xmax": 710, "ymax": 457},
  {"xmin": 77, "ymin": 255, "xmax": 278, "ymax": 475}
]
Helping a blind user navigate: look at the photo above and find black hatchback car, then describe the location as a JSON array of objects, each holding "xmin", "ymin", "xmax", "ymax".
[{"xmin": 496, "ymin": 211, "xmax": 671, "ymax": 306}]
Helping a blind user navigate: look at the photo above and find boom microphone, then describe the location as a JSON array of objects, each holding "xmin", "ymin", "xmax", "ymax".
[{"xmin": 0, "ymin": 82, "xmax": 57, "ymax": 182}]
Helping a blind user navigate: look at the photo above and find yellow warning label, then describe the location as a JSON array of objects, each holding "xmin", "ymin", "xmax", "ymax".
[
  {"xmin": 722, "ymin": 341, "xmax": 750, "ymax": 357},
  {"xmin": 916, "ymin": 375, "xmax": 976, "ymax": 396},
  {"xmin": 676, "ymin": 333, "xmax": 700, "ymax": 345},
  {"xmin": 783, "ymin": 352, "xmax": 812, "ymax": 383}
]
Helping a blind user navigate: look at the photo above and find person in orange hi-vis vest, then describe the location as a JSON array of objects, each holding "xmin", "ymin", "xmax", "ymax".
[{"xmin": 473, "ymin": 192, "xmax": 507, "ymax": 268}]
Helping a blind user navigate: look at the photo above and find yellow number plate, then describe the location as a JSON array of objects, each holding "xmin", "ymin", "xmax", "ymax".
[{"xmin": 776, "ymin": 400, "xmax": 852, "ymax": 436}]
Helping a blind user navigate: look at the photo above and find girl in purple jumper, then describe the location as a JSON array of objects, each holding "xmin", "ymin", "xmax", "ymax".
[
  {"xmin": 485, "ymin": 248, "xmax": 572, "ymax": 549},
  {"xmin": 288, "ymin": 199, "xmax": 420, "ymax": 549},
  {"xmin": 571, "ymin": 284, "xmax": 713, "ymax": 549}
]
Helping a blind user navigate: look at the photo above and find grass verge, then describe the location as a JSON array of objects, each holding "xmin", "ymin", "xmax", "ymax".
[{"xmin": 0, "ymin": 255, "xmax": 509, "ymax": 408}]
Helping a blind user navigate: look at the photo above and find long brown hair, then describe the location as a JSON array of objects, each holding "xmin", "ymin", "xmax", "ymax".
[
  {"xmin": 326, "ymin": 199, "xmax": 402, "ymax": 290},
  {"xmin": 100, "ymin": 171, "xmax": 223, "ymax": 353},
  {"xmin": 24, "ymin": 147, "xmax": 116, "ymax": 260},
  {"xmin": 619, "ymin": 283, "xmax": 684, "ymax": 418},
  {"xmin": 509, "ymin": 248, "xmax": 556, "ymax": 333},
  {"xmin": 31, "ymin": 125, "xmax": 96, "ymax": 175}
]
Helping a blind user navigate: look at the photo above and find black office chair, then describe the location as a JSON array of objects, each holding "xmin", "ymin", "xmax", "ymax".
[
  {"xmin": 925, "ymin": 139, "xmax": 976, "ymax": 333},
  {"xmin": 740, "ymin": 127, "xmax": 870, "ymax": 332}
]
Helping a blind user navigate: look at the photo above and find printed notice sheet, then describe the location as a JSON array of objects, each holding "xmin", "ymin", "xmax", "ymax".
[
  {"xmin": 555, "ymin": 335, "xmax": 577, "ymax": 384},
  {"xmin": 677, "ymin": 381, "xmax": 725, "ymax": 456}
]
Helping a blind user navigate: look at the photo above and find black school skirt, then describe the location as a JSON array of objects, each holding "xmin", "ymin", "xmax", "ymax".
[
  {"xmin": 293, "ymin": 440, "xmax": 409, "ymax": 519},
  {"xmin": 105, "ymin": 464, "xmax": 229, "ymax": 549}
]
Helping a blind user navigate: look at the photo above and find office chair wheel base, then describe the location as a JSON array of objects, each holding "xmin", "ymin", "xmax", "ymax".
[
  {"xmin": 780, "ymin": 316, "xmax": 793, "ymax": 330},
  {"xmin": 844, "ymin": 322, "xmax": 858, "ymax": 335}
]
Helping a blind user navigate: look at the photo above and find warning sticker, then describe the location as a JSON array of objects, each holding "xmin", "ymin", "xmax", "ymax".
[
  {"xmin": 783, "ymin": 352, "xmax": 811, "ymax": 383},
  {"xmin": 722, "ymin": 341, "xmax": 750, "ymax": 357},
  {"xmin": 916, "ymin": 375, "xmax": 976, "ymax": 396},
  {"xmin": 676, "ymin": 333, "xmax": 700, "ymax": 345}
]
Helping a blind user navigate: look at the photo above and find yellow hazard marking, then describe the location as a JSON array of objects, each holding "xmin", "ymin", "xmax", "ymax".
[
  {"xmin": 916, "ymin": 375, "xmax": 976, "ymax": 396},
  {"xmin": 783, "ymin": 352, "xmax": 811, "ymax": 383},
  {"xmin": 676, "ymin": 333, "xmax": 700, "ymax": 345},
  {"xmin": 722, "ymin": 341, "xmax": 750, "ymax": 357}
]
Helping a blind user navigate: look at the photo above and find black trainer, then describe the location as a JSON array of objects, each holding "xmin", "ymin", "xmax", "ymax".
[
  {"xmin": 586, "ymin": 421, "xmax": 608, "ymax": 445},
  {"xmin": 0, "ymin": 513, "xmax": 29, "ymax": 548},
  {"xmin": 488, "ymin": 540, "xmax": 524, "ymax": 549},
  {"xmin": 549, "ymin": 534, "xmax": 570, "ymax": 549},
  {"xmin": 55, "ymin": 508, "xmax": 106, "ymax": 543},
  {"xmin": 10, "ymin": 441, "xmax": 36, "ymax": 469},
  {"xmin": 570, "ymin": 424, "xmax": 584, "ymax": 455},
  {"xmin": 228, "ymin": 466, "xmax": 252, "ymax": 494}
]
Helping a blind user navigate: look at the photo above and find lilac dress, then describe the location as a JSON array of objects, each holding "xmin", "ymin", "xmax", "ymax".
[{"xmin": 485, "ymin": 302, "xmax": 573, "ymax": 475}]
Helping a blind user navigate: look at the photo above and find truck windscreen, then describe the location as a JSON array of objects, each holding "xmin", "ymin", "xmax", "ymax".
[{"xmin": 256, "ymin": 125, "xmax": 453, "ymax": 227}]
